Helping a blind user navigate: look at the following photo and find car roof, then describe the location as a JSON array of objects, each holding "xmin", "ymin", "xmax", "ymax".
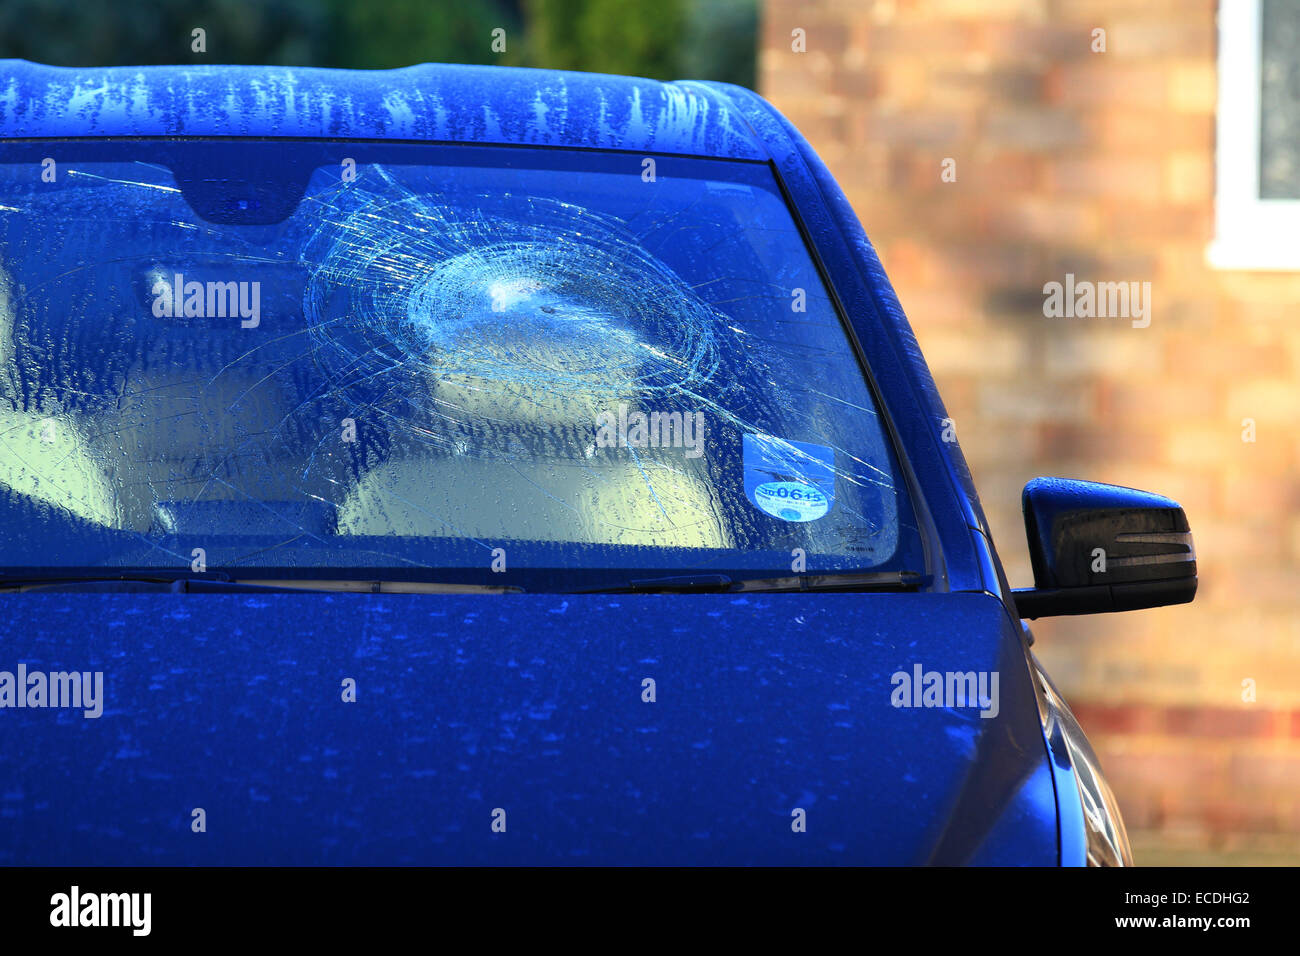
[{"xmin": 0, "ymin": 60, "xmax": 768, "ymax": 160}]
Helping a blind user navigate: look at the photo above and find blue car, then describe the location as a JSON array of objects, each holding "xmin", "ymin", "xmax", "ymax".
[{"xmin": 0, "ymin": 61, "xmax": 1195, "ymax": 866}]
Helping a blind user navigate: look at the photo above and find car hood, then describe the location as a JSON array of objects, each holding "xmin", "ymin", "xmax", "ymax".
[{"xmin": 0, "ymin": 590, "xmax": 1059, "ymax": 865}]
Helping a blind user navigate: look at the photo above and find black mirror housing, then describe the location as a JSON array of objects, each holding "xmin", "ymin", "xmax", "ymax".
[{"xmin": 1012, "ymin": 477, "xmax": 1197, "ymax": 619}]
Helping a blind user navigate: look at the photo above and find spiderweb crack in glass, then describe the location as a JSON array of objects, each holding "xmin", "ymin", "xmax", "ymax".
[
  {"xmin": 302, "ymin": 182, "xmax": 723, "ymax": 435},
  {"xmin": 294, "ymin": 173, "xmax": 896, "ymax": 553}
]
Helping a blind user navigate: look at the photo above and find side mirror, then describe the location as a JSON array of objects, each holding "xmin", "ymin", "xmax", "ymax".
[{"xmin": 1012, "ymin": 477, "xmax": 1197, "ymax": 619}]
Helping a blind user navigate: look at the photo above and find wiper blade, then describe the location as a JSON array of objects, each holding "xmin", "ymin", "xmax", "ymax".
[
  {"xmin": 739, "ymin": 570, "xmax": 929, "ymax": 593},
  {"xmin": 576, "ymin": 573, "xmax": 736, "ymax": 594},
  {"xmin": 0, "ymin": 571, "xmax": 235, "ymax": 593},
  {"xmin": 0, "ymin": 573, "xmax": 525, "ymax": 594},
  {"xmin": 229, "ymin": 579, "xmax": 525, "ymax": 594},
  {"xmin": 573, "ymin": 571, "xmax": 928, "ymax": 594}
]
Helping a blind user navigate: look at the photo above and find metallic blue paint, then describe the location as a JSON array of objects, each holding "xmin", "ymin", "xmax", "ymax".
[
  {"xmin": 0, "ymin": 592, "xmax": 1055, "ymax": 865},
  {"xmin": 0, "ymin": 61, "xmax": 1084, "ymax": 864},
  {"xmin": 0, "ymin": 62, "xmax": 764, "ymax": 158}
]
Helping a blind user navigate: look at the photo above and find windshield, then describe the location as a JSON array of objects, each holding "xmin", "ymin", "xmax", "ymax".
[{"xmin": 0, "ymin": 140, "xmax": 924, "ymax": 589}]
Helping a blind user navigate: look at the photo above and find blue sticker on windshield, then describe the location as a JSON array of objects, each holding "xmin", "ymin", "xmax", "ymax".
[{"xmin": 743, "ymin": 433, "xmax": 835, "ymax": 522}]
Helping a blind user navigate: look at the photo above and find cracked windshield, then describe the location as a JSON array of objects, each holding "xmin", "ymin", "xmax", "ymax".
[{"xmin": 0, "ymin": 141, "xmax": 922, "ymax": 586}]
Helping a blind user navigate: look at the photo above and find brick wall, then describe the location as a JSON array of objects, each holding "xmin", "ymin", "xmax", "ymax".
[{"xmin": 760, "ymin": 0, "xmax": 1300, "ymax": 863}]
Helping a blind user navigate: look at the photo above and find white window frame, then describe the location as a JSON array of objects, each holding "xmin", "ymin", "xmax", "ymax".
[{"xmin": 1209, "ymin": 0, "xmax": 1300, "ymax": 270}]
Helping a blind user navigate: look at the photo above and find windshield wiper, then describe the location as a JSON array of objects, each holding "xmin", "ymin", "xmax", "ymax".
[
  {"xmin": 0, "ymin": 571, "xmax": 236, "ymax": 593},
  {"xmin": 0, "ymin": 569, "xmax": 924, "ymax": 596},
  {"xmin": 228, "ymin": 579, "xmax": 525, "ymax": 594},
  {"xmin": 0, "ymin": 572, "xmax": 524, "ymax": 594},
  {"xmin": 572, "ymin": 570, "xmax": 929, "ymax": 594}
]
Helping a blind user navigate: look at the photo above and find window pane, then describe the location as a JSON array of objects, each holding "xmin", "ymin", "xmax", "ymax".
[
  {"xmin": 0, "ymin": 142, "xmax": 923, "ymax": 585},
  {"xmin": 1260, "ymin": 0, "xmax": 1300, "ymax": 199}
]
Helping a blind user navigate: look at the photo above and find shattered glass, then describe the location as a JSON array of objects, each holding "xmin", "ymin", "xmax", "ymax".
[{"xmin": 0, "ymin": 141, "xmax": 923, "ymax": 584}]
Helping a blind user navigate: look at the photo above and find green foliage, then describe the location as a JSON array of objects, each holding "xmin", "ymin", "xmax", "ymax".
[
  {"xmin": 0, "ymin": 0, "xmax": 331, "ymax": 66},
  {"xmin": 0, "ymin": 0, "xmax": 756, "ymax": 85},
  {"xmin": 682, "ymin": 0, "xmax": 759, "ymax": 88},
  {"xmin": 525, "ymin": 0, "xmax": 687, "ymax": 79},
  {"xmin": 326, "ymin": 0, "xmax": 523, "ymax": 69}
]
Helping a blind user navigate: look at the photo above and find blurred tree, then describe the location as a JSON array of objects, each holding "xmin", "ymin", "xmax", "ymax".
[
  {"xmin": 0, "ymin": 0, "xmax": 755, "ymax": 84},
  {"xmin": 525, "ymin": 0, "xmax": 687, "ymax": 79},
  {"xmin": 682, "ymin": 0, "xmax": 759, "ymax": 88},
  {"xmin": 525, "ymin": 0, "xmax": 756, "ymax": 85},
  {"xmin": 523, "ymin": 0, "xmax": 588, "ymax": 72},
  {"xmin": 0, "ymin": 0, "xmax": 331, "ymax": 66},
  {"xmin": 326, "ymin": 0, "xmax": 523, "ymax": 69}
]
